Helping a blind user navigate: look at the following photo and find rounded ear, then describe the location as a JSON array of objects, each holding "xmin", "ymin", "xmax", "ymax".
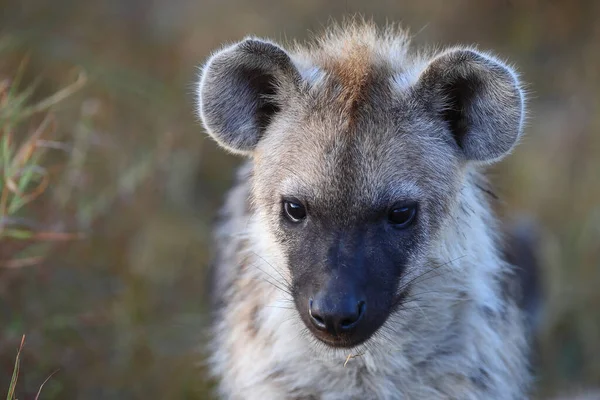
[
  {"xmin": 197, "ymin": 38, "xmax": 300, "ymax": 155},
  {"xmin": 415, "ymin": 48, "xmax": 526, "ymax": 163}
]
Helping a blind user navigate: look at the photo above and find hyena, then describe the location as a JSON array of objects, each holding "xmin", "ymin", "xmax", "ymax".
[{"xmin": 196, "ymin": 22, "xmax": 533, "ymax": 400}]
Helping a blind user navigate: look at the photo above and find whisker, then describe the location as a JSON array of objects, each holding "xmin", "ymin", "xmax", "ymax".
[
  {"xmin": 402, "ymin": 288, "xmax": 464, "ymax": 298},
  {"xmin": 249, "ymin": 272, "xmax": 292, "ymax": 297},
  {"xmin": 250, "ymin": 251, "xmax": 290, "ymax": 287},
  {"xmin": 391, "ymin": 256, "xmax": 466, "ymax": 309},
  {"xmin": 248, "ymin": 257, "xmax": 290, "ymax": 288},
  {"xmin": 397, "ymin": 255, "xmax": 466, "ymax": 293},
  {"xmin": 247, "ymin": 261, "xmax": 293, "ymax": 296}
]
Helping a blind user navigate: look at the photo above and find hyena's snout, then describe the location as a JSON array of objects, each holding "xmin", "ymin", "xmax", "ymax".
[
  {"xmin": 297, "ymin": 268, "xmax": 391, "ymax": 348},
  {"xmin": 292, "ymin": 230, "xmax": 402, "ymax": 348},
  {"xmin": 308, "ymin": 282, "xmax": 367, "ymax": 337}
]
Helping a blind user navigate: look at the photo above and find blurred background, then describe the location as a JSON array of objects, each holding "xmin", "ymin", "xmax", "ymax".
[{"xmin": 0, "ymin": 0, "xmax": 598, "ymax": 398}]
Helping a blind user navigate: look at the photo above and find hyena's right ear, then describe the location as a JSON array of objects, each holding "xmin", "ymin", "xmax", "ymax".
[{"xmin": 197, "ymin": 38, "xmax": 301, "ymax": 155}]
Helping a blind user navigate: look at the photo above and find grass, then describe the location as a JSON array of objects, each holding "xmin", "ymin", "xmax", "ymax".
[
  {"xmin": 0, "ymin": 55, "xmax": 86, "ymax": 399},
  {"xmin": 0, "ymin": 40, "xmax": 210, "ymax": 398},
  {"xmin": 6, "ymin": 336, "xmax": 59, "ymax": 400},
  {"xmin": 0, "ymin": 57, "xmax": 86, "ymax": 269},
  {"xmin": 6, "ymin": 335, "xmax": 23, "ymax": 400}
]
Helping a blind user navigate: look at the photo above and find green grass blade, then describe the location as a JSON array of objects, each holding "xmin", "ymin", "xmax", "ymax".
[{"xmin": 6, "ymin": 335, "xmax": 25, "ymax": 400}]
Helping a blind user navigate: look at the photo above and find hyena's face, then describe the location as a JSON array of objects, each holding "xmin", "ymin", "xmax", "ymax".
[
  {"xmin": 197, "ymin": 31, "xmax": 524, "ymax": 348},
  {"xmin": 250, "ymin": 108, "xmax": 460, "ymax": 347}
]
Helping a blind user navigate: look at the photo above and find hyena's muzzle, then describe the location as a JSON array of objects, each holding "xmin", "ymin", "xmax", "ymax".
[{"xmin": 286, "ymin": 208, "xmax": 420, "ymax": 348}]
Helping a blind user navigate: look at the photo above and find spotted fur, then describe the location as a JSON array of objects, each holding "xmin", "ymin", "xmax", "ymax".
[{"xmin": 196, "ymin": 21, "xmax": 531, "ymax": 400}]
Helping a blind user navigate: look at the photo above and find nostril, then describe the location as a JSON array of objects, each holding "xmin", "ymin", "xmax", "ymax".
[
  {"xmin": 308, "ymin": 296, "xmax": 366, "ymax": 334},
  {"xmin": 340, "ymin": 318, "xmax": 356, "ymax": 329},
  {"xmin": 309, "ymin": 298, "xmax": 326, "ymax": 330},
  {"xmin": 357, "ymin": 300, "xmax": 366, "ymax": 318},
  {"xmin": 339, "ymin": 300, "xmax": 366, "ymax": 329}
]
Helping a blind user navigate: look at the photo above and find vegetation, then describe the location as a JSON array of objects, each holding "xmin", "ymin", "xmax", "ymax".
[{"xmin": 1, "ymin": 57, "xmax": 86, "ymax": 268}]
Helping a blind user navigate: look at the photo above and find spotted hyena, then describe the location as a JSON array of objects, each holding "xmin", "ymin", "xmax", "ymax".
[{"xmin": 195, "ymin": 21, "xmax": 534, "ymax": 400}]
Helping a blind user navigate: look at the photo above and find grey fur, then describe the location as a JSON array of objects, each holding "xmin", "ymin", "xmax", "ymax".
[{"xmin": 196, "ymin": 22, "xmax": 531, "ymax": 400}]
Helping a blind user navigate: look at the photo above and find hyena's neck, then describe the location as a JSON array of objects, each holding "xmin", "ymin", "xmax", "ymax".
[{"xmin": 432, "ymin": 169, "xmax": 508, "ymax": 313}]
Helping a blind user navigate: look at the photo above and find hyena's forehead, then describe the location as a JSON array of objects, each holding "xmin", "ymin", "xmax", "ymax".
[{"xmin": 255, "ymin": 106, "xmax": 460, "ymax": 212}]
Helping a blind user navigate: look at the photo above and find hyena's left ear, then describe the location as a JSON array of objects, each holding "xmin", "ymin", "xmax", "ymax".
[
  {"xmin": 415, "ymin": 48, "xmax": 526, "ymax": 163},
  {"xmin": 197, "ymin": 38, "xmax": 301, "ymax": 155}
]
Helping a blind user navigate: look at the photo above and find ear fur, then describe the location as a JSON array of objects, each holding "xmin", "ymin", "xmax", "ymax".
[
  {"xmin": 197, "ymin": 38, "xmax": 300, "ymax": 155},
  {"xmin": 416, "ymin": 48, "xmax": 526, "ymax": 163}
]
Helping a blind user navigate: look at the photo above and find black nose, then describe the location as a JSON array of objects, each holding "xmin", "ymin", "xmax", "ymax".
[{"xmin": 309, "ymin": 294, "xmax": 366, "ymax": 335}]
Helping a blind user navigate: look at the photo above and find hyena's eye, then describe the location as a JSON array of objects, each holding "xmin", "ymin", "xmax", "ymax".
[
  {"xmin": 388, "ymin": 204, "xmax": 417, "ymax": 228},
  {"xmin": 283, "ymin": 200, "xmax": 307, "ymax": 223}
]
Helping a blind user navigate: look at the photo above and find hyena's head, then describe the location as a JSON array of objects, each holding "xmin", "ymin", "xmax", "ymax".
[{"xmin": 197, "ymin": 24, "xmax": 525, "ymax": 349}]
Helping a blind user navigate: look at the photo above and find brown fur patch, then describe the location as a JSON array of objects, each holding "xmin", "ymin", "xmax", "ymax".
[
  {"xmin": 247, "ymin": 302, "xmax": 261, "ymax": 338},
  {"xmin": 230, "ymin": 275, "xmax": 262, "ymax": 339},
  {"xmin": 326, "ymin": 40, "xmax": 373, "ymax": 122},
  {"xmin": 237, "ymin": 239, "xmax": 251, "ymax": 271},
  {"xmin": 300, "ymin": 21, "xmax": 411, "ymax": 127}
]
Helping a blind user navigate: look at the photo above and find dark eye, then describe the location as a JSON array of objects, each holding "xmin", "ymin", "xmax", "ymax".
[
  {"xmin": 388, "ymin": 204, "xmax": 417, "ymax": 228},
  {"xmin": 283, "ymin": 200, "xmax": 307, "ymax": 222}
]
